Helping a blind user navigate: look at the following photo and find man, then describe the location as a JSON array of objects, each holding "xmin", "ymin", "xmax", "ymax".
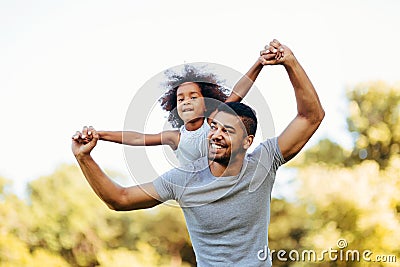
[{"xmin": 72, "ymin": 39, "xmax": 325, "ymax": 266}]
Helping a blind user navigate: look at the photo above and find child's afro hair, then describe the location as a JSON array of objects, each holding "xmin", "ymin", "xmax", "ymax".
[{"xmin": 159, "ymin": 64, "xmax": 230, "ymax": 128}]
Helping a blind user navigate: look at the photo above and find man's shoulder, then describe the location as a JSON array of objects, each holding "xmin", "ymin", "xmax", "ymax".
[
  {"xmin": 247, "ymin": 137, "xmax": 278, "ymax": 156},
  {"xmin": 247, "ymin": 137, "xmax": 285, "ymax": 165}
]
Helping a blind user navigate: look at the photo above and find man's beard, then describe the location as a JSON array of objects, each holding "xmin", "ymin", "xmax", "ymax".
[
  {"xmin": 209, "ymin": 153, "xmax": 230, "ymax": 166},
  {"xmin": 208, "ymin": 148, "xmax": 236, "ymax": 166}
]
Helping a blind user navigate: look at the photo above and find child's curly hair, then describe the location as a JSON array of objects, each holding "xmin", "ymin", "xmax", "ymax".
[{"xmin": 159, "ymin": 64, "xmax": 230, "ymax": 128}]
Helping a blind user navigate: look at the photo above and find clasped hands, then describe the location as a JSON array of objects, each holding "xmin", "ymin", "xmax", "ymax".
[{"xmin": 259, "ymin": 39, "xmax": 291, "ymax": 65}]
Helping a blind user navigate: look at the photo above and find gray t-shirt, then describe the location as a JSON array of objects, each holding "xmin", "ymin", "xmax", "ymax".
[{"xmin": 153, "ymin": 138, "xmax": 286, "ymax": 267}]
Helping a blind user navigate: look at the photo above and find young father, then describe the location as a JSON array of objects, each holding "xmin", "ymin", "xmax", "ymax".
[{"xmin": 72, "ymin": 39, "xmax": 325, "ymax": 266}]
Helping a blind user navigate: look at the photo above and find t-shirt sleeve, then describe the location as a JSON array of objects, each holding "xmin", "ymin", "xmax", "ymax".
[
  {"xmin": 267, "ymin": 137, "xmax": 286, "ymax": 168},
  {"xmin": 250, "ymin": 137, "xmax": 286, "ymax": 172},
  {"xmin": 246, "ymin": 137, "xmax": 286, "ymax": 192},
  {"xmin": 152, "ymin": 167, "xmax": 187, "ymax": 203}
]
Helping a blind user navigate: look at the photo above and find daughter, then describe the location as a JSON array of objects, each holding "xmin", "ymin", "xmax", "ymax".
[{"xmin": 96, "ymin": 49, "xmax": 277, "ymax": 166}]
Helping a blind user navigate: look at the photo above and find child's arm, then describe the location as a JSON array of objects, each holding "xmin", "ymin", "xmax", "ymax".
[
  {"xmin": 225, "ymin": 46, "xmax": 277, "ymax": 103},
  {"xmin": 97, "ymin": 130, "xmax": 180, "ymax": 150},
  {"xmin": 207, "ymin": 49, "xmax": 276, "ymax": 125},
  {"xmin": 225, "ymin": 59, "xmax": 264, "ymax": 103},
  {"xmin": 72, "ymin": 127, "xmax": 162, "ymax": 211}
]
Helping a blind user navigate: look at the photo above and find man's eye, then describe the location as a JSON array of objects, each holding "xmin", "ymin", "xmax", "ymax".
[
  {"xmin": 178, "ymin": 99, "xmax": 183, "ymax": 102},
  {"xmin": 191, "ymin": 97, "xmax": 197, "ymax": 100}
]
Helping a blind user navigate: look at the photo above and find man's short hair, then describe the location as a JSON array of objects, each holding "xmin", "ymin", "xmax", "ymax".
[{"xmin": 216, "ymin": 102, "xmax": 257, "ymax": 136}]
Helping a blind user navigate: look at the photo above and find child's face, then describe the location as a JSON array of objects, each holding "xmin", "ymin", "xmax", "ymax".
[{"xmin": 176, "ymin": 82, "xmax": 207, "ymax": 123}]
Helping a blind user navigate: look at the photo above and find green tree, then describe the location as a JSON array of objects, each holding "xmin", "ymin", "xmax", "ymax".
[
  {"xmin": 268, "ymin": 81, "xmax": 400, "ymax": 266},
  {"xmin": 289, "ymin": 81, "xmax": 400, "ymax": 170},
  {"xmin": 23, "ymin": 164, "xmax": 193, "ymax": 266},
  {"xmin": 294, "ymin": 159, "xmax": 400, "ymax": 267},
  {"xmin": 0, "ymin": 176, "xmax": 70, "ymax": 266},
  {"xmin": 1, "ymin": 166, "xmax": 195, "ymax": 266},
  {"xmin": 289, "ymin": 138, "xmax": 350, "ymax": 167},
  {"xmin": 346, "ymin": 81, "xmax": 400, "ymax": 169}
]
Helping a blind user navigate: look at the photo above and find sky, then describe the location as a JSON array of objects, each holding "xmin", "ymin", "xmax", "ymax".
[{"xmin": 1, "ymin": 0, "xmax": 399, "ymax": 197}]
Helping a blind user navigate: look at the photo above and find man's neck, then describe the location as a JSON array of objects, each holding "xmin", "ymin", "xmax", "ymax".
[{"xmin": 208, "ymin": 155, "xmax": 245, "ymax": 177}]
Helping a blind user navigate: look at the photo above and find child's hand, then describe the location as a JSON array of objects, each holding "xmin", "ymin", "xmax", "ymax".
[{"xmin": 72, "ymin": 126, "xmax": 95, "ymax": 144}]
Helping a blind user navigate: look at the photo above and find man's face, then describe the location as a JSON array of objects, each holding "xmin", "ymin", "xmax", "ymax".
[
  {"xmin": 176, "ymin": 82, "xmax": 206, "ymax": 123},
  {"xmin": 207, "ymin": 111, "xmax": 250, "ymax": 165}
]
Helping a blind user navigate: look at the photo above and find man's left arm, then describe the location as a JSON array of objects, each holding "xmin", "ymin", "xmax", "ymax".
[{"xmin": 261, "ymin": 39, "xmax": 325, "ymax": 161}]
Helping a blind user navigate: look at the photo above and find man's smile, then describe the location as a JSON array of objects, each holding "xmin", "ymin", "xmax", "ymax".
[{"xmin": 209, "ymin": 141, "xmax": 228, "ymax": 151}]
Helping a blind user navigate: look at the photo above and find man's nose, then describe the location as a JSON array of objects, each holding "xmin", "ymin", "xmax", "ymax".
[{"xmin": 211, "ymin": 128, "xmax": 223, "ymax": 139}]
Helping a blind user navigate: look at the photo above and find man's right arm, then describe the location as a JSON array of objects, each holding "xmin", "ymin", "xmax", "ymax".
[{"xmin": 72, "ymin": 126, "xmax": 162, "ymax": 211}]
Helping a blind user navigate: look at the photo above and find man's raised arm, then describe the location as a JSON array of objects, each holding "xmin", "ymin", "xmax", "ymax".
[
  {"xmin": 260, "ymin": 39, "xmax": 325, "ymax": 161},
  {"xmin": 72, "ymin": 126, "xmax": 161, "ymax": 211}
]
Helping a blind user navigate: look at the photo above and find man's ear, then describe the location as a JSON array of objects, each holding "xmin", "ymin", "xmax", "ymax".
[{"xmin": 243, "ymin": 135, "xmax": 254, "ymax": 150}]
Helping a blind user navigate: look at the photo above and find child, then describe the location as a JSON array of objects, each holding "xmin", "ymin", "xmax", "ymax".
[{"xmin": 97, "ymin": 49, "xmax": 276, "ymax": 166}]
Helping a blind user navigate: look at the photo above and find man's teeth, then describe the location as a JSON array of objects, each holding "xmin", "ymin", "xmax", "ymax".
[{"xmin": 211, "ymin": 144, "xmax": 223, "ymax": 149}]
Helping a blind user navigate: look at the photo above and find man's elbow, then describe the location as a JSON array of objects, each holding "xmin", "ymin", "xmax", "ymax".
[
  {"xmin": 308, "ymin": 107, "xmax": 325, "ymax": 126},
  {"xmin": 103, "ymin": 190, "xmax": 158, "ymax": 211},
  {"xmin": 107, "ymin": 201, "xmax": 158, "ymax": 211},
  {"xmin": 107, "ymin": 200, "xmax": 142, "ymax": 211},
  {"xmin": 104, "ymin": 199, "xmax": 126, "ymax": 211},
  {"xmin": 105, "ymin": 202, "xmax": 121, "ymax": 211},
  {"xmin": 102, "ymin": 190, "xmax": 130, "ymax": 211},
  {"xmin": 316, "ymin": 108, "xmax": 325, "ymax": 123}
]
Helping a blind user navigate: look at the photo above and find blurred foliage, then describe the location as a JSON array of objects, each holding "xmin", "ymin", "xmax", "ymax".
[
  {"xmin": 290, "ymin": 81, "xmax": 400, "ymax": 170},
  {"xmin": 1, "ymin": 81, "xmax": 399, "ymax": 266},
  {"xmin": 289, "ymin": 139, "xmax": 350, "ymax": 168},
  {"xmin": 268, "ymin": 81, "xmax": 400, "ymax": 267},
  {"xmin": 346, "ymin": 81, "xmax": 400, "ymax": 169},
  {"xmin": 0, "ymin": 166, "xmax": 193, "ymax": 266}
]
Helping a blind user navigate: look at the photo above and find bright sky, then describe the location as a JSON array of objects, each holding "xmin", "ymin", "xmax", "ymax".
[{"xmin": 1, "ymin": 0, "xmax": 399, "ymax": 197}]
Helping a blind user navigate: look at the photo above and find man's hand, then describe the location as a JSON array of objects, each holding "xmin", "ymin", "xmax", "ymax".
[
  {"xmin": 71, "ymin": 126, "xmax": 98, "ymax": 158},
  {"xmin": 259, "ymin": 39, "xmax": 294, "ymax": 66}
]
